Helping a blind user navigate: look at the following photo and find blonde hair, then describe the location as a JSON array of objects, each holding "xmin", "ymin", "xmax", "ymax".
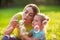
[{"xmin": 36, "ymin": 13, "xmax": 49, "ymax": 24}]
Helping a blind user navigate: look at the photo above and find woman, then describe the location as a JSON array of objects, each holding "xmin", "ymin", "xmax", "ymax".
[{"xmin": 2, "ymin": 4, "xmax": 40, "ymax": 40}]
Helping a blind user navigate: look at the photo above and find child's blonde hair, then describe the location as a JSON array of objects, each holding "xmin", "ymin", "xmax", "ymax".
[{"xmin": 36, "ymin": 14, "xmax": 49, "ymax": 25}]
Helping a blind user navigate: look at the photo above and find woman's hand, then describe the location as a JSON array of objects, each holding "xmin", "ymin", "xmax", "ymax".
[{"xmin": 10, "ymin": 21, "xmax": 19, "ymax": 28}]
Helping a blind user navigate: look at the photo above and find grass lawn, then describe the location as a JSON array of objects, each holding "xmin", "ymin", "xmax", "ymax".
[{"xmin": 0, "ymin": 5, "xmax": 60, "ymax": 40}]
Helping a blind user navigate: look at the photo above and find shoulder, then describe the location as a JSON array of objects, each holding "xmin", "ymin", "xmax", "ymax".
[
  {"xmin": 10, "ymin": 12, "xmax": 23, "ymax": 22},
  {"xmin": 39, "ymin": 30, "xmax": 45, "ymax": 35},
  {"xmin": 16, "ymin": 12, "xmax": 23, "ymax": 15},
  {"xmin": 38, "ymin": 31, "xmax": 46, "ymax": 39},
  {"xmin": 14, "ymin": 12, "xmax": 23, "ymax": 17},
  {"xmin": 16, "ymin": 12, "xmax": 23, "ymax": 19}
]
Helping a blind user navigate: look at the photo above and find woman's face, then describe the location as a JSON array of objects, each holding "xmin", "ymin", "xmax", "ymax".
[{"xmin": 23, "ymin": 7, "xmax": 34, "ymax": 25}]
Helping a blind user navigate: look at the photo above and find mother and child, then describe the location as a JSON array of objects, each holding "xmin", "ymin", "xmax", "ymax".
[{"xmin": 2, "ymin": 4, "xmax": 49, "ymax": 40}]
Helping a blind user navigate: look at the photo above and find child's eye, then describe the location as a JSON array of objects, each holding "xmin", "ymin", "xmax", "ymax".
[{"xmin": 35, "ymin": 20, "xmax": 38, "ymax": 22}]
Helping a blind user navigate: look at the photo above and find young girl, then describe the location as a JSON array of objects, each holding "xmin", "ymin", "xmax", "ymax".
[
  {"xmin": 20, "ymin": 14, "xmax": 49, "ymax": 40},
  {"xmin": 30, "ymin": 14, "xmax": 49, "ymax": 40}
]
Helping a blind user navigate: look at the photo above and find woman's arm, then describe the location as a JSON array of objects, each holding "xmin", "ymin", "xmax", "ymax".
[
  {"xmin": 4, "ymin": 14, "xmax": 19, "ymax": 36},
  {"xmin": 4, "ymin": 26, "xmax": 15, "ymax": 36}
]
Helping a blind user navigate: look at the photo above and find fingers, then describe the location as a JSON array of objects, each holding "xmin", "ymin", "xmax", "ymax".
[{"xmin": 10, "ymin": 21, "xmax": 19, "ymax": 28}]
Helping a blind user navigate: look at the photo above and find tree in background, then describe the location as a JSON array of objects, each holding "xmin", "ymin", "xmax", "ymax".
[{"xmin": 0, "ymin": 0, "xmax": 60, "ymax": 7}]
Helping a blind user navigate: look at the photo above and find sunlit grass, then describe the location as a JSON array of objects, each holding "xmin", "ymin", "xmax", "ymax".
[
  {"xmin": 45, "ymin": 12, "xmax": 60, "ymax": 40},
  {"xmin": 0, "ymin": 6, "xmax": 60, "ymax": 40}
]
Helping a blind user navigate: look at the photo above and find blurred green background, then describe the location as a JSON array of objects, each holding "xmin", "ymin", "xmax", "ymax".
[{"xmin": 0, "ymin": 0, "xmax": 60, "ymax": 40}]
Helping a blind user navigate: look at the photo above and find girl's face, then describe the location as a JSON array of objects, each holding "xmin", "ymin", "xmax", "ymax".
[
  {"xmin": 23, "ymin": 7, "xmax": 34, "ymax": 25},
  {"xmin": 32, "ymin": 16, "xmax": 43, "ymax": 29}
]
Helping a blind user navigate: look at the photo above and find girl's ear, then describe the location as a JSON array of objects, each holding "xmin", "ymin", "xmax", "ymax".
[
  {"xmin": 43, "ymin": 15, "xmax": 49, "ymax": 25},
  {"xmin": 42, "ymin": 20, "xmax": 48, "ymax": 25}
]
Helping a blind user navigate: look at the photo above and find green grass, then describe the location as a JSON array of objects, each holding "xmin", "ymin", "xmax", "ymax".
[
  {"xmin": 0, "ymin": 6, "xmax": 60, "ymax": 40},
  {"xmin": 0, "ymin": 7, "xmax": 23, "ymax": 40}
]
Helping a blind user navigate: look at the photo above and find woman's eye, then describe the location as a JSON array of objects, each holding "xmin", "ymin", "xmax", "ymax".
[
  {"xmin": 29, "ymin": 14, "xmax": 33, "ymax": 16},
  {"xmin": 25, "ymin": 12, "xmax": 28, "ymax": 14},
  {"xmin": 29, "ymin": 13, "xmax": 33, "ymax": 16},
  {"xmin": 25, "ymin": 10, "xmax": 28, "ymax": 13}
]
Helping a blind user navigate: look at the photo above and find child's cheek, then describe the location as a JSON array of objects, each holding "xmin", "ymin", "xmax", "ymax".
[{"xmin": 40, "ymin": 26, "xmax": 44, "ymax": 30}]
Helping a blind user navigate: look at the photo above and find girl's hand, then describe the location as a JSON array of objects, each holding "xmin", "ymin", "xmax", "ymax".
[{"xmin": 28, "ymin": 33, "xmax": 33, "ymax": 37}]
